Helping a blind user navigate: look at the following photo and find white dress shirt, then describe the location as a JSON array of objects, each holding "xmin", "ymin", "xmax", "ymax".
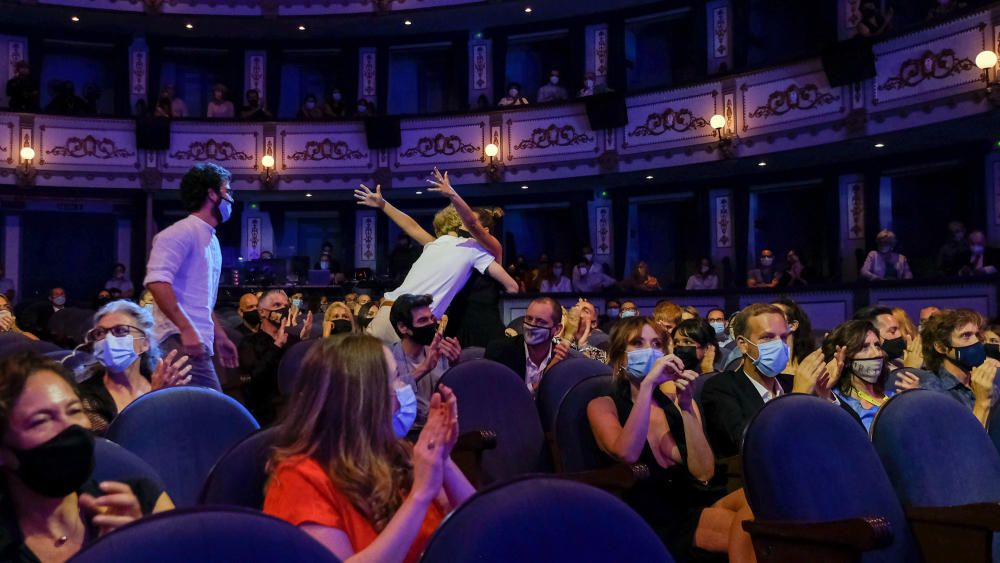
[
  {"xmin": 745, "ymin": 370, "xmax": 783, "ymax": 403},
  {"xmin": 524, "ymin": 341, "xmax": 554, "ymax": 394}
]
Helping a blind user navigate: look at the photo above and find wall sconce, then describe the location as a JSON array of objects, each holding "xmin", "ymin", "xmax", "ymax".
[
  {"xmin": 977, "ymin": 49, "xmax": 999, "ymax": 90},
  {"xmin": 16, "ymin": 145, "xmax": 36, "ymax": 187},
  {"xmin": 710, "ymin": 114, "xmax": 738, "ymax": 159},
  {"xmin": 260, "ymin": 154, "xmax": 276, "ymax": 189},
  {"xmin": 484, "ymin": 142, "xmax": 502, "ymax": 182}
]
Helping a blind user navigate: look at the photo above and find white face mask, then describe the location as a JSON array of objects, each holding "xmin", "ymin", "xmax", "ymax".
[
  {"xmin": 552, "ymin": 268, "xmax": 563, "ymax": 277},
  {"xmin": 584, "ymin": 253, "xmax": 593, "ymax": 262},
  {"xmin": 585, "ymin": 79, "xmax": 594, "ymax": 89},
  {"xmin": 760, "ymin": 257, "xmax": 774, "ymax": 267},
  {"xmin": 549, "ymin": 75, "xmax": 559, "ymax": 85},
  {"xmin": 509, "ymin": 89, "xmax": 519, "ymax": 97},
  {"xmin": 851, "ymin": 357, "xmax": 884, "ymax": 384},
  {"xmin": 392, "ymin": 384, "xmax": 417, "ymax": 438}
]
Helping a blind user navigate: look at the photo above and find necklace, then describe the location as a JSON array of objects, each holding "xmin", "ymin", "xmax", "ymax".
[{"xmin": 854, "ymin": 388, "xmax": 886, "ymax": 407}]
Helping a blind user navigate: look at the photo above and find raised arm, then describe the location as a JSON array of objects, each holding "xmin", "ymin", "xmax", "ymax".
[
  {"xmin": 486, "ymin": 261, "xmax": 519, "ymax": 293},
  {"xmin": 354, "ymin": 183, "xmax": 435, "ymax": 246},
  {"xmin": 426, "ymin": 168, "xmax": 503, "ymax": 263}
]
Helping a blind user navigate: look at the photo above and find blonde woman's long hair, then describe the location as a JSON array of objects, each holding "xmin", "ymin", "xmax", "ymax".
[
  {"xmin": 323, "ymin": 301, "xmax": 357, "ymax": 337},
  {"xmin": 268, "ymin": 335, "xmax": 412, "ymax": 531}
]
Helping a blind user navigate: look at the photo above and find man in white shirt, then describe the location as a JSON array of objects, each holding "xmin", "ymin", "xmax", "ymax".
[
  {"xmin": 144, "ymin": 162, "xmax": 239, "ymax": 391},
  {"xmin": 485, "ymin": 297, "xmax": 577, "ymax": 394}
]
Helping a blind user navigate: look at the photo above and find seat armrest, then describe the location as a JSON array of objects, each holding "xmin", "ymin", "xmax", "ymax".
[
  {"xmin": 559, "ymin": 462, "xmax": 649, "ymax": 492},
  {"xmin": 744, "ymin": 516, "xmax": 892, "ymax": 563}
]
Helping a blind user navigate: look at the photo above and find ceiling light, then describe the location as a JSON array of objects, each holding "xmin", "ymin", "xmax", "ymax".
[
  {"xmin": 645, "ymin": 175, "xmax": 654, "ymax": 180},
  {"xmin": 524, "ymin": 7, "xmax": 532, "ymax": 13},
  {"xmin": 520, "ymin": 185, "xmax": 529, "ymax": 190},
  {"xmin": 297, "ymin": 25, "xmax": 306, "ymax": 31},
  {"xmin": 70, "ymin": 15, "xmax": 80, "ymax": 22},
  {"xmin": 757, "ymin": 161, "xmax": 767, "ymax": 167},
  {"xmin": 874, "ymin": 142, "xmax": 885, "ymax": 148},
  {"xmin": 185, "ymin": 23, "xmax": 194, "ymax": 29},
  {"xmin": 404, "ymin": 20, "xmax": 412, "ymax": 25},
  {"xmin": 415, "ymin": 190, "xmax": 423, "ymax": 195},
  {"xmin": 305, "ymin": 193, "xmax": 312, "ymax": 198}
]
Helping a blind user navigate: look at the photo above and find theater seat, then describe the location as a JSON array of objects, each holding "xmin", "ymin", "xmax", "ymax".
[
  {"xmin": 690, "ymin": 371, "xmax": 718, "ymax": 408},
  {"xmin": 419, "ymin": 476, "xmax": 673, "ymax": 563},
  {"xmin": 0, "ymin": 336, "xmax": 62, "ymax": 360},
  {"xmin": 106, "ymin": 387, "xmax": 260, "ymax": 507},
  {"xmin": 277, "ymin": 339, "xmax": 319, "ymax": 396},
  {"xmin": 199, "ymin": 426, "xmax": 280, "ymax": 509},
  {"xmin": 457, "ymin": 346, "xmax": 485, "ymax": 364},
  {"xmin": 537, "ymin": 357, "xmax": 611, "ymax": 434},
  {"xmin": 872, "ymin": 389, "xmax": 1000, "ymax": 563},
  {"xmin": 93, "ymin": 437, "xmax": 166, "ymax": 493},
  {"xmin": 741, "ymin": 394, "xmax": 920, "ymax": 563},
  {"xmin": 69, "ymin": 506, "xmax": 340, "ymax": 563}
]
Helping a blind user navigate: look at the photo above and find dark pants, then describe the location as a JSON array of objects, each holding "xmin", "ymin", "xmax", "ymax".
[{"xmin": 160, "ymin": 334, "xmax": 222, "ymax": 392}]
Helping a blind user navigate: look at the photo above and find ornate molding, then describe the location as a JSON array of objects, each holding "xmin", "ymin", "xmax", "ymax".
[
  {"xmin": 400, "ymin": 134, "xmax": 479, "ymax": 159},
  {"xmin": 169, "ymin": 139, "xmax": 253, "ymax": 162},
  {"xmin": 513, "ymin": 124, "xmax": 594, "ymax": 151},
  {"xmin": 286, "ymin": 138, "xmax": 367, "ymax": 162},
  {"xmin": 878, "ymin": 49, "xmax": 975, "ymax": 92},
  {"xmin": 45, "ymin": 135, "xmax": 136, "ymax": 160},
  {"xmin": 628, "ymin": 108, "xmax": 708, "ymax": 137},
  {"xmin": 748, "ymin": 84, "xmax": 841, "ymax": 119}
]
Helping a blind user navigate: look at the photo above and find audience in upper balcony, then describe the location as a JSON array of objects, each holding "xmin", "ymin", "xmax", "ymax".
[
  {"xmin": 354, "ymin": 98, "xmax": 375, "ymax": 118},
  {"xmin": 572, "ymin": 255, "xmax": 616, "ymax": 293},
  {"xmin": 778, "ymin": 249, "xmax": 814, "ymax": 287},
  {"xmin": 746, "ymin": 249, "xmax": 779, "ymax": 288},
  {"xmin": 498, "ymin": 83, "xmax": 529, "ymax": 107},
  {"xmin": 162, "ymin": 84, "xmax": 188, "ymax": 118},
  {"xmin": 937, "ymin": 220, "xmax": 970, "ymax": 276},
  {"xmin": 686, "ymin": 257, "xmax": 719, "ymax": 290},
  {"xmin": 206, "ymin": 84, "xmax": 235, "ymax": 119},
  {"xmin": 81, "ymin": 84, "xmax": 101, "ymax": 116},
  {"xmin": 856, "ymin": 1, "xmax": 894, "ymax": 37},
  {"xmin": 621, "ymin": 260, "xmax": 661, "ymax": 292},
  {"xmin": 240, "ymin": 89, "xmax": 272, "ymax": 121},
  {"xmin": 959, "ymin": 229, "xmax": 998, "ymax": 276},
  {"xmin": 927, "ymin": 0, "xmax": 968, "ymax": 20},
  {"xmin": 45, "ymin": 80, "xmax": 86, "ymax": 116},
  {"xmin": 104, "ymin": 263, "xmax": 134, "ymax": 298},
  {"xmin": 387, "ymin": 234, "xmax": 421, "ymax": 284},
  {"xmin": 861, "ymin": 229, "xmax": 913, "ymax": 281},
  {"xmin": 539, "ymin": 260, "xmax": 572, "ymax": 292},
  {"xmin": 154, "ymin": 91, "xmax": 173, "ymax": 118},
  {"xmin": 5, "ymin": 60, "xmax": 39, "ymax": 112},
  {"xmin": 323, "ymin": 88, "xmax": 347, "ymax": 119},
  {"xmin": 0, "ymin": 265, "xmax": 16, "ymax": 301},
  {"xmin": 537, "ymin": 70, "xmax": 568, "ymax": 103},
  {"xmin": 297, "ymin": 94, "xmax": 324, "ymax": 121},
  {"xmin": 576, "ymin": 72, "xmax": 597, "ymax": 98}
]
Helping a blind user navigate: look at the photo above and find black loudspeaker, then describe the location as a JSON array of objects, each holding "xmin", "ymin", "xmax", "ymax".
[
  {"xmin": 584, "ymin": 92, "xmax": 629, "ymax": 130},
  {"xmin": 364, "ymin": 116, "xmax": 402, "ymax": 149},
  {"xmin": 135, "ymin": 116, "xmax": 171, "ymax": 150},
  {"xmin": 821, "ymin": 38, "xmax": 876, "ymax": 87}
]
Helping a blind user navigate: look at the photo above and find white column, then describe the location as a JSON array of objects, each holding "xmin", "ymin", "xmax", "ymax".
[
  {"xmin": 468, "ymin": 36, "xmax": 492, "ymax": 108},
  {"xmin": 584, "ymin": 24, "xmax": 610, "ymax": 89},
  {"xmin": 245, "ymin": 51, "xmax": 267, "ymax": 105},
  {"xmin": 128, "ymin": 37, "xmax": 149, "ymax": 113},
  {"xmin": 706, "ymin": 1, "xmax": 733, "ymax": 75},
  {"xmin": 5, "ymin": 215, "xmax": 19, "ymax": 301},
  {"xmin": 838, "ymin": 174, "xmax": 866, "ymax": 282},
  {"xmin": 355, "ymin": 210, "xmax": 377, "ymax": 270},
  {"xmin": 358, "ymin": 48, "xmax": 377, "ymax": 106}
]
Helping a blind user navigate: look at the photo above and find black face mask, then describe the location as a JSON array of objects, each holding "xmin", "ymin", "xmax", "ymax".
[
  {"xmin": 266, "ymin": 307, "xmax": 290, "ymax": 325},
  {"xmin": 241, "ymin": 310, "xmax": 261, "ymax": 327},
  {"xmin": 987, "ymin": 343, "xmax": 1000, "ymax": 361},
  {"xmin": 410, "ymin": 323, "xmax": 439, "ymax": 347},
  {"xmin": 12, "ymin": 425, "xmax": 94, "ymax": 498},
  {"xmin": 882, "ymin": 336, "xmax": 906, "ymax": 361},
  {"xmin": 330, "ymin": 319, "xmax": 353, "ymax": 335},
  {"xmin": 674, "ymin": 345, "xmax": 701, "ymax": 372}
]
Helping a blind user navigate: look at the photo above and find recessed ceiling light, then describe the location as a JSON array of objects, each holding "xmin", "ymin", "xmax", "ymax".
[
  {"xmin": 297, "ymin": 25, "xmax": 306, "ymax": 31},
  {"xmin": 415, "ymin": 190, "xmax": 423, "ymax": 195},
  {"xmin": 404, "ymin": 19, "xmax": 412, "ymax": 25},
  {"xmin": 305, "ymin": 193, "xmax": 312, "ymax": 198},
  {"xmin": 70, "ymin": 15, "xmax": 80, "ymax": 22},
  {"xmin": 757, "ymin": 161, "xmax": 767, "ymax": 167},
  {"xmin": 185, "ymin": 23, "xmax": 194, "ymax": 29},
  {"xmin": 874, "ymin": 142, "xmax": 885, "ymax": 148},
  {"xmin": 645, "ymin": 175, "xmax": 654, "ymax": 180},
  {"xmin": 524, "ymin": 7, "xmax": 532, "ymax": 13},
  {"xmin": 520, "ymin": 185, "xmax": 529, "ymax": 190}
]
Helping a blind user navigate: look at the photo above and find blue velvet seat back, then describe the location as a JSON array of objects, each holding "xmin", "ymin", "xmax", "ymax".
[
  {"xmin": 553, "ymin": 375, "xmax": 616, "ymax": 473},
  {"xmin": 537, "ymin": 357, "xmax": 611, "ymax": 434},
  {"xmin": 419, "ymin": 476, "xmax": 673, "ymax": 563},
  {"xmin": 93, "ymin": 437, "xmax": 167, "ymax": 492},
  {"xmin": 276, "ymin": 339, "xmax": 319, "ymax": 396},
  {"xmin": 458, "ymin": 346, "xmax": 485, "ymax": 364},
  {"xmin": 742, "ymin": 394, "xmax": 920, "ymax": 563},
  {"xmin": 199, "ymin": 426, "xmax": 280, "ymax": 509}
]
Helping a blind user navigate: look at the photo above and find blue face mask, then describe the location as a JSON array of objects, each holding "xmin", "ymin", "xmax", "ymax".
[
  {"xmin": 94, "ymin": 334, "xmax": 140, "ymax": 374},
  {"xmin": 620, "ymin": 310, "xmax": 638, "ymax": 319},
  {"xmin": 951, "ymin": 341, "xmax": 987, "ymax": 371},
  {"xmin": 745, "ymin": 338, "xmax": 789, "ymax": 378},
  {"xmin": 710, "ymin": 321, "xmax": 725, "ymax": 336},
  {"xmin": 625, "ymin": 347, "xmax": 664, "ymax": 381},
  {"xmin": 393, "ymin": 384, "xmax": 418, "ymax": 438},
  {"xmin": 218, "ymin": 196, "xmax": 234, "ymax": 223},
  {"xmin": 606, "ymin": 308, "xmax": 619, "ymax": 318},
  {"xmin": 143, "ymin": 303, "xmax": 155, "ymax": 314},
  {"xmin": 291, "ymin": 299, "xmax": 303, "ymax": 309}
]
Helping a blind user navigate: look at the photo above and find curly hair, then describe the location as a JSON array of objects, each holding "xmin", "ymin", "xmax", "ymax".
[
  {"xmin": 180, "ymin": 163, "xmax": 232, "ymax": 212},
  {"xmin": 432, "ymin": 205, "xmax": 464, "ymax": 237},
  {"xmin": 823, "ymin": 320, "xmax": 887, "ymax": 397},
  {"xmin": 921, "ymin": 309, "xmax": 985, "ymax": 372}
]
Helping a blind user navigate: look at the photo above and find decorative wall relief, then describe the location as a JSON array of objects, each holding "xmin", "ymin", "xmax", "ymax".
[
  {"xmin": 594, "ymin": 27, "xmax": 608, "ymax": 79},
  {"xmin": 472, "ymin": 44, "xmax": 488, "ymax": 91},
  {"xmin": 847, "ymin": 182, "xmax": 864, "ymax": 240},
  {"xmin": 169, "ymin": 139, "xmax": 253, "ymax": 162},
  {"xmin": 399, "ymin": 134, "xmax": 479, "ymax": 158},
  {"xmin": 46, "ymin": 135, "xmax": 136, "ymax": 160},
  {"xmin": 628, "ymin": 108, "xmax": 708, "ymax": 137},
  {"xmin": 595, "ymin": 205, "xmax": 612, "ymax": 255},
  {"xmin": 505, "ymin": 112, "xmax": 598, "ymax": 163},
  {"xmin": 622, "ymin": 86, "xmax": 720, "ymax": 151},
  {"xmin": 878, "ymin": 49, "xmax": 975, "ymax": 91},
  {"xmin": 286, "ymin": 138, "xmax": 366, "ymax": 161},
  {"xmin": 513, "ymin": 124, "xmax": 593, "ymax": 150},
  {"xmin": 715, "ymin": 195, "xmax": 731, "ymax": 248},
  {"xmin": 247, "ymin": 217, "xmax": 262, "ymax": 260},
  {"xmin": 130, "ymin": 50, "xmax": 147, "ymax": 97},
  {"xmin": 747, "ymin": 84, "xmax": 840, "ymax": 118},
  {"xmin": 36, "ymin": 119, "xmax": 139, "ymax": 168},
  {"xmin": 740, "ymin": 69, "xmax": 844, "ymax": 131},
  {"xmin": 713, "ymin": 6, "xmax": 729, "ymax": 58}
]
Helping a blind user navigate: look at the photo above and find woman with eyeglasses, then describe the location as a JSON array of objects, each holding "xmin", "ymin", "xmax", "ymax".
[
  {"xmin": 0, "ymin": 294, "xmax": 38, "ymax": 340},
  {"xmin": 77, "ymin": 301, "xmax": 192, "ymax": 435}
]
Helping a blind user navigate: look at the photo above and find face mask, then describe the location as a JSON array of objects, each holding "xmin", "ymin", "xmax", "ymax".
[
  {"xmin": 674, "ymin": 345, "xmax": 700, "ymax": 372},
  {"xmin": 509, "ymin": 89, "xmax": 519, "ymax": 97},
  {"xmin": 878, "ymin": 245, "xmax": 893, "ymax": 254},
  {"xmin": 305, "ymin": 101, "xmax": 316, "ymax": 110},
  {"xmin": 882, "ymin": 336, "xmax": 906, "ymax": 361},
  {"xmin": 319, "ymin": 261, "xmax": 330, "ymax": 270},
  {"xmin": 620, "ymin": 310, "xmax": 638, "ymax": 318},
  {"xmin": 760, "ymin": 257, "xmax": 773, "ymax": 267},
  {"xmin": 410, "ymin": 323, "xmax": 439, "ymax": 347},
  {"xmin": 291, "ymin": 298, "xmax": 303, "ymax": 309},
  {"xmin": 329, "ymin": 319, "xmax": 353, "ymax": 335},
  {"xmin": 523, "ymin": 323, "xmax": 552, "ymax": 346},
  {"xmin": 218, "ymin": 197, "xmax": 233, "ymax": 223},
  {"xmin": 332, "ymin": 93, "xmax": 342, "ymax": 101},
  {"xmin": 12, "ymin": 425, "xmax": 94, "ymax": 498},
  {"xmin": 700, "ymin": 266, "xmax": 710, "ymax": 274},
  {"xmin": 393, "ymin": 385, "xmax": 417, "ymax": 438},
  {"xmin": 547, "ymin": 268, "xmax": 560, "ymax": 278},
  {"xmin": 242, "ymin": 310, "xmax": 260, "ymax": 327},
  {"xmin": 549, "ymin": 75, "xmax": 559, "ymax": 85},
  {"xmin": 94, "ymin": 334, "xmax": 140, "ymax": 373},
  {"xmin": 851, "ymin": 357, "xmax": 884, "ymax": 383},
  {"xmin": 971, "ymin": 245, "xmax": 985, "ymax": 255},
  {"xmin": 52, "ymin": 296, "xmax": 66, "ymax": 307},
  {"xmin": 578, "ymin": 266, "xmax": 589, "ymax": 276},
  {"xmin": 357, "ymin": 104, "xmax": 367, "ymax": 113},
  {"xmin": 626, "ymin": 347, "xmax": 664, "ymax": 380},
  {"xmin": 951, "ymin": 341, "xmax": 987, "ymax": 370},
  {"xmin": 710, "ymin": 321, "xmax": 726, "ymax": 335},
  {"xmin": 267, "ymin": 306, "xmax": 289, "ymax": 325},
  {"xmin": 585, "ymin": 79, "xmax": 594, "ymax": 89},
  {"xmin": 584, "ymin": 253, "xmax": 593, "ymax": 262},
  {"xmin": 606, "ymin": 308, "xmax": 619, "ymax": 318},
  {"xmin": 745, "ymin": 338, "xmax": 789, "ymax": 378},
  {"xmin": 115, "ymin": 272, "xmax": 124, "ymax": 279},
  {"xmin": 143, "ymin": 303, "xmax": 155, "ymax": 314},
  {"xmin": 986, "ymin": 343, "xmax": 1000, "ymax": 360},
  {"xmin": 358, "ymin": 315, "xmax": 374, "ymax": 329}
]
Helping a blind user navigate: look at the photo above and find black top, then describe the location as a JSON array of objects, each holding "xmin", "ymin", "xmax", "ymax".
[
  {"xmin": 700, "ymin": 370, "xmax": 793, "ymax": 458},
  {"xmin": 444, "ymin": 271, "xmax": 505, "ymax": 348},
  {"xmin": 78, "ymin": 373, "xmax": 117, "ymax": 437},
  {"xmin": 238, "ymin": 330, "xmax": 300, "ymax": 426},
  {"xmin": 0, "ymin": 478, "xmax": 161, "ymax": 563}
]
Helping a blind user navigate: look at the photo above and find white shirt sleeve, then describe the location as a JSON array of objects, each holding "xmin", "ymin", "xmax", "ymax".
[
  {"xmin": 471, "ymin": 248, "xmax": 496, "ymax": 274},
  {"xmin": 143, "ymin": 229, "xmax": 189, "ymax": 286}
]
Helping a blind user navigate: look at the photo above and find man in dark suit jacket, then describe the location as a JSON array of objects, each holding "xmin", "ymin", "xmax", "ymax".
[
  {"xmin": 485, "ymin": 297, "xmax": 578, "ymax": 393},
  {"xmin": 702, "ymin": 302, "xmax": 834, "ymax": 458}
]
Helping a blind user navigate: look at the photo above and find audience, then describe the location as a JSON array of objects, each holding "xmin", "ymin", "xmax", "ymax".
[
  {"xmin": 671, "ymin": 318, "xmax": 720, "ymax": 375},
  {"xmin": 652, "ymin": 301, "xmax": 683, "ymax": 334},
  {"xmin": 206, "ymin": 84, "xmax": 234, "ymax": 119},
  {"xmin": 0, "ymin": 265, "xmax": 15, "ymax": 301},
  {"xmin": 0, "ymin": 294, "xmax": 37, "ymax": 340},
  {"xmin": 853, "ymin": 305, "xmax": 922, "ymax": 369},
  {"xmin": 856, "ymin": 0, "xmax": 893, "ymax": 36},
  {"xmin": 539, "ymin": 261, "xmax": 572, "ymax": 293},
  {"xmin": 162, "ymin": 84, "xmax": 188, "ymax": 118},
  {"xmin": 861, "ymin": 229, "xmax": 913, "ymax": 281},
  {"xmin": 600, "ymin": 299, "xmax": 621, "ymax": 333},
  {"xmin": 498, "ymin": 83, "xmax": 529, "ymax": 107},
  {"xmin": 240, "ymin": 89, "xmax": 272, "ymax": 121},
  {"xmin": 236, "ymin": 292, "xmax": 261, "ymax": 337},
  {"xmin": 708, "ymin": 308, "xmax": 738, "ymax": 371},
  {"xmin": 354, "ymin": 99, "xmax": 374, "ymax": 118},
  {"xmin": 296, "ymin": 94, "xmax": 324, "ymax": 121},
  {"xmin": 576, "ymin": 72, "xmax": 597, "ymax": 98},
  {"xmin": 557, "ymin": 300, "xmax": 609, "ymax": 363},
  {"xmin": 6, "ymin": 60, "xmax": 39, "ymax": 112},
  {"xmin": 571, "ymin": 257, "xmax": 616, "ymax": 293},
  {"xmin": 45, "ymin": 80, "xmax": 86, "ymax": 116},
  {"xmin": 959, "ymin": 230, "xmax": 997, "ymax": 276},
  {"xmin": 686, "ymin": 258, "xmax": 719, "ymax": 290},
  {"xmin": 892, "ymin": 306, "xmax": 918, "ymax": 342},
  {"xmin": 746, "ymin": 249, "xmax": 779, "ymax": 288},
  {"xmin": 263, "ymin": 335, "xmax": 474, "ymax": 561},
  {"xmin": 323, "ymin": 89, "xmax": 347, "ymax": 119},
  {"xmin": 622, "ymin": 261, "xmax": 661, "ymax": 292},
  {"xmin": 937, "ymin": 221, "xmax": 969, "ymax": 276},
  {"xmin": 388, "ymin": 234, "xmax": 421, "ymax": 283},
  {"xmin": 0, "ymin": 352, "xmax": 173, "ymax": 562},
  {"xmin": 104, "ymin": 263, "xmax": 134, "ymax": 298},
  {"xmin": 485, "ymin": 297, "xmax": 577, "ymax": 393},
  {"xmin": 778, "ymin": 249, "xmax": 813, "ymax": 287},
  {"xmin": 322, "ymin": 301, "xmax": 356, "ymax": 337},
  {"xmin": 357, "ymin": 301, "xmax": 379, "ymax": 332},
  {"xmin": 537, "ymin": 70, "xmax": 568, "ymax": 103},
  {"xmin": 919, "ymin": 305, "xmax": 940, "ymax": 331},
  {"xmin": 771, "ymin": 297, "xmax": 816, "ymax": 373}
]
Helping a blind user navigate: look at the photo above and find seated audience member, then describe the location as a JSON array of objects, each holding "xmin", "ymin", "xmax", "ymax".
[
  {"xmin": 826, "ymin": 320, "xmax": 919, "ymax": 431},
  {"xmin": 50, "ymin": 287, "xmax": 67, "ymax": 313},
  {"xmin": 0, "ymin": 353, "xmax": 175, "ymax": 562},
  {"xmin": 484, "ymin": 297, "xmax": 578, "ymax": 393},
  {"xmin": 355, "ymin": 294, "xmax": 373, "ymax": 317},
  {"xmin": 892, "ymin": 307, "xmax": 918, "ymax": 342},
  {"xmin": 289, "ymin": 292, "xmax": 306, "ymax": 325},
  {"xmin": 652, "ymin": 301, "xmax": 683, "ymax": 334},
  {"xmin": 161, "ymin": 84, "xmax": 187, "ymax": 118},
  {"xmin": 323, "ymin": 302, "xmax": 356, "ymax": 337},
  {"xmin": 539, "ymin": 261, "xmax": 572, "ymax": 293},
  {"xmin": 240, "ymin": 89, "xmax": 272, "ymax": 121},
  {"xmin": 681, "ymin": 306, "xmax": 698, "ymax": 321},
  {"xmin": 94, "ymin": 290, "xmax": 113, "ymax": 310},
  {"xmin": 861, "ymin": 229, "xmax": 913, "ymax": 281},
  {"xmin": 701, "ymin": 303, "xmax": 833, "ymax": 458},
  {"xmin": 153, "ymin": 92, "xmax": 173, "ymax": 118},
  {"xmin": 263, "ymin": 335, "xmax": 475, "ymax": 561},
  {"xmin": 557, "ymin": 300, "xmax": 608, "ymax": 364},
  {"xmin": 6, "ymin": 60, "xmax": 39, "ymax": 112},
  {"xmin": 587, "ymin": 317, "xmax": 753, "ymax": 560},
  {"xmin": 746, "ymin": 249, "xmax": 779, "ymax": 288},
  {"xmin": 388, "ymin": 234, "xmax": 421, "ymax": 283},
  {"xmin": 572, "ymin": 259, "xmax": 616, "ymax": 293},
  {"xmin": 79, "ymin": 301, "xmax": 191, "ymax": 434},
  {"xmin": 959, "ymin": 230, "xmax": 998, "ymax": 276},
  {"xmin": 622, "ymin": 261, "xmax": 661, "ymax": 292},
  {"xmin": 353, "ymin": 98, "xmax": 374, "ymax": 118},
  {"xmin": 771, "ymin": 297, "xmax": 816, "ymax": 373},
  {"xmin": 315, "ymin": 252, "xmax": 341, "ymax": 274},
  {"xmin": 104, "ymin": 263, "xmax": 135, "ymax": 298},
  {"xmin": 984, "ymin": 322, "xmax": 1000, "ymax": 360},
  {"xmin": 937, "ymin": 221, "xmax": 970, "ymax": 276},
  {"xmin": 919, "ymin": 306, "xmax": 940, "ymax": 332},
  {"xmin": 45, "ymin": 81, "xmax": 86, "ymax": 116},
  {"xmin": 853, "ymin": 305, "xmax": 922, "ymax": 369},
  {"xmin": 260, "ymin": 250, "xmax": 274, "ymax": 260},
  {"xmin": 686, "ymin": 258, "xmax": 719, "ymax": 290},
  {"xmin": 600, "ymin": 299, "xmax": 621, "ymax": 333},
  {"xmin": 537, "ymin": 70, "xmax": 569, "ymax": 103},
  {"xmin": 576, "ymin": 72, "xmax": 597, "ymax": 98},
  {"xmin": 390, "ymin": 295, "xmax": 461, "ymax": 434},
  {"xmin": 238, "ymin": 289, "xmax": 314, "ymax": 425},
  {"xmin": 357, "ymin": 301, "xmax": 379, "ymax": 332},
  {"xmin": 708, "ymin": 308, "xmax": 738, "ymax": 371},
  {"xmin": 0, "ymin": 264, "xmax": 15, "ymax": 301},
  {"xmin": 779, "ymin": 249, "xmax": 813, "ymax": 287},
  {"xmin": 672, "ymin": 318, "xmax": 721, "ymax": 375},
  {"xmin": 323, "ymin": 89, "xmax": 347, "ymax": 119},
  {"xmin": 0, "ymin": 295, "xmax": 37, "ymax": 340},
  {"xmin": 344, "ymin": 293, "xmax": 358, "ymax": 312},
  {"xmin": 498, "ymin": 83, "xmax": 529, "ymax": 107},
  {"xmin": 922, "ymin": 309, "xmax": 1000, "ymax": 427},
  {"xmin": 138, "ymin": 289, "xmax": 155, "ymax": 312},
  {"xmin": 856, "ymin": 0, "xmax": 893, "ymax": 37},
  {"xmin": 927, "ymin": 0, "xmax": 967, "ymax": 20},
  {"xmin": 206, "ymin": 84, "xmax": 235, "ymax": 119},
  {"xmin": 236, "ymin": 292, "xmax": 261, "ymax": 338},
  {"xmin": 297, "ymin": 94, "xmax": 324, "ymax": 121}
]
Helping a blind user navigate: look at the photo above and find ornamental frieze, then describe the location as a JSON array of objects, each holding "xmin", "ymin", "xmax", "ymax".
[
  {"xmin": 286, "ymin": 138, "xmax": 367, "ymax": 161},
  {"xmin": 628, "ymin": 108, "xmax": 708, "ymax": 137},
  {"xmin": 878, "ymin": 48, "xmax": 976, "ymax": 91},
  {"xmin": 399, "ymin": 134, "xmax": 479, "ymax": 159},
  {"xmin": 45, "ymin": 135, "xmax": 136, "ymax": 160},
  {"xmin": 169, "ymin": 139, "xmax": 253, "ymax": 162},
  {"xmin": 747, "ymin": 84, "xmax": 840, "ymax": 119}
]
